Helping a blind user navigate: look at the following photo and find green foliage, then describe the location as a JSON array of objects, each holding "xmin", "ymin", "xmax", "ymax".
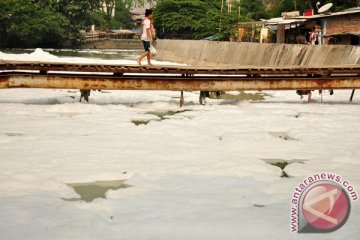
[
  {"xmin": 241, "ymin": 0, "xmax": 269, "ymax": 20},
  {"xmin": 112, "ymin": 0, "xmax": 135, "ymax": 29},
  {"xmin": 56, "ymin": 0, "xmax": 101, "ymax": 29},
  {"xmin": 102, "ymin": 0, "xmax": 135, "ymax": 31},
  {"xmin": 269, "ymin": 0, "xmax": 359, "ymax": 17},
  {"xmin": 154, "ymin": 0, "xmax": 255, "ymax": 40},
  {"xmin": 324, "ymin": 0, "xmax": 359, "ymax": 11},
  {"xmin": 0, "ymin": 0, "xmax": 138, "ymax": 48},
  {"xmin": 0, "ymin": 0, "xmax": 72, "ymax": 48},
  {"xmin": 270, "ymin": 0, "xmax": 306, "ymax": 17}
]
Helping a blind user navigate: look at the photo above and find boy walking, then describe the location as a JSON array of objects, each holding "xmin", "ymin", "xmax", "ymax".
[{"xmin": 137, "ymin": 9, "xmax": 154, "ymax": 66}]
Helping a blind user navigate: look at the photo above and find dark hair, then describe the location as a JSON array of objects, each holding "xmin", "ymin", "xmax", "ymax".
[{"xmin": 145, "ymin": 9, "xmax": 153, "ymax": 17}]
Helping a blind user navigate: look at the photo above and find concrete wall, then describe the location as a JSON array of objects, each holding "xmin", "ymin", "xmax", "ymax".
[
  {"xmin": 155, "ymin": 39, "xmax": 360, "ymax": 66},
  {"xmin": 327, "ymin": 13, "xmax": 360, "ymax": 36}
]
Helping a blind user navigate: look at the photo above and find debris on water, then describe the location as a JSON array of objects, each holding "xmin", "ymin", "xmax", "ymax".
[
  {"xmin": 253, "ymin": 204, "xmax": 265, "ymax": 208},
  {"xmin": 216, "ymin": 91, "xmax": 269, "ymax": 101},
  {"xmin": 269, "ymin": 132, "xmax": 297, "ymax": 141}
]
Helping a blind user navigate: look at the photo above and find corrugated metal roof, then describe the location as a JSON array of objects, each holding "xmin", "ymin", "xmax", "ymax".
[
  {"xmin": 326, "ymin": 30, "xmax": 360, "ymax": 37},
  {"xmin": 264, "ymin": 17, "xmax": 306, "ymax": 25},
  {"xmin": 262, "ymin": 8, "xmax": 360, "ymax": 27},
  {"xmin": 349, "ymin": 31, "xmax": 360, "ymax": 36}
]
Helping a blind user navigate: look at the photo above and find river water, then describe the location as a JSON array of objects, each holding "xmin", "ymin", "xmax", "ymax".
[{"xmin": 0, "ymin": 48, "xmax": 143, "ymax": 61}]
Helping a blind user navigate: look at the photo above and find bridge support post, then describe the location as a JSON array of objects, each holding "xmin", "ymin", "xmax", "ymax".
[{"xmin": 350, "ymin": 89, "xmax": 356, "ymax": 102}]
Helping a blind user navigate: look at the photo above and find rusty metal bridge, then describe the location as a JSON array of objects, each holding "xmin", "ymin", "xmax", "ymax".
[{"xmin": 1, "ymin": 61, "xmax": 360, "ymax": 92}]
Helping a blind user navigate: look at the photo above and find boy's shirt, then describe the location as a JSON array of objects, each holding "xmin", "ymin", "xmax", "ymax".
[{"xmin": 141, "ymin": 18, "xmax": 151, "ymax": 41}]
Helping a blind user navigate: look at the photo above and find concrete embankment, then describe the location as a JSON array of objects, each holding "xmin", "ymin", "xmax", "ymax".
[{"xmin": 155, "ymin": 40, "xmax": 360, "ymax": 66}]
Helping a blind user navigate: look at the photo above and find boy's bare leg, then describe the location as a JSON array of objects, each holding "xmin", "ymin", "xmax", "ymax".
[
  {"xmin": 137, "ymin": 52, "xmax": 148, "ymax": 65},
  {"xmin": 146, "ymin": 52, "xmax": 152, "ymax": 66}
]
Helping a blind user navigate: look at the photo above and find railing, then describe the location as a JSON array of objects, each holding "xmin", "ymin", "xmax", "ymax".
[{"xmin": 82, "ymin": 32, "xmax": 138, "ymax": 44}]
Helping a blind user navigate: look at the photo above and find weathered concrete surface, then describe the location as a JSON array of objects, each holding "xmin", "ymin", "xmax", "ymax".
[{"xmin": 155, "ymin": 40, "xmax": 360, "ymax": 66}]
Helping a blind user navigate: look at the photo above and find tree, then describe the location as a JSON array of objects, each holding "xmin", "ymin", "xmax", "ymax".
[
  {"xmin": 270, "ymin": 0, "xmax": 307, "ymax": 17},
  {"xmin": 240, "ymin": 0, "xmax": 269, "ymax": 20},
  {"xmin": 56, "ymin": 0, "xmax": 101, "ymax": 31},
  {"xmin": 325, "ymin": 0, "xmax": 359, "ymax": 11},
  {"xmin": 101, "ymin": 0, "xmax": 116, "ymax": 31},
  {"xmin": 112, "ymin": 0, "xmax": 135, "ymax": 29},
  {"xmin": 154, "ymin": 0, "xmax": 251, "ymax": 40},
  {"xmin": 0, "ymin": 0, "xmax": 71, "ymax": 48},
  {"xmin": 273, "ymin": 0, "xmax": 359, "ymax": 16},
  {"xmin": 94, "ymin": 0, "xmax": 137, "ymax": 31}
]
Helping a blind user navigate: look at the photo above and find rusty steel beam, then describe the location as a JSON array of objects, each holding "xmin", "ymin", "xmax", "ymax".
[{"xmin": 1, "ymin": 74, "xmax": 360, "ymax": 91}]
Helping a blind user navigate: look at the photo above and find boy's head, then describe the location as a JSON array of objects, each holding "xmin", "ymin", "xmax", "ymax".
[{"xmin": 145, "ymin": 9, "xmax": 153, "ymax": 18}]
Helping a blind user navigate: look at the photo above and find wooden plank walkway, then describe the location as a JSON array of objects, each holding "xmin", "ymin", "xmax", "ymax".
[
  {"xmin": 0, "ymin": 61, "xmax": 360, "ymax": 91},
  {"xmin": 1, "ymin": 60, "xmax": 359, "ymax": 75}
]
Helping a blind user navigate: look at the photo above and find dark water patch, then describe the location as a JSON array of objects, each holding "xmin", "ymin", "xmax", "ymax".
[
  {"xmin": 131, "ymin": 110, "xmax": 192, "ymax": 126},
  {"xmin": 4, "ymin": 132, "xmax": 25, "ymax": 137},
  {"xmin": 262, "ymin": 159, "xmax": 307, "ymax": 178},
  {"xmin": 253, "ymin": 204, "xmax": 265, "ymax": 208},
  {"xmin": 63, "ymin": 179, "xmax": 131, "ymax": 202},
  {"xmin": 146, "ymin": 109, "xmax": 191, "ymax": 119},
  {"xmin": 131, "ymin": 119, "xmax": 152, "ymax": 126},
  {"xmin": 58, "ymin": 112, "xmax": 85, "ymax": 118}
]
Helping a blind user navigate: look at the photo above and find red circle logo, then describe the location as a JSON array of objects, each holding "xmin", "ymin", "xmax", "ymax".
[{"xmin": 301, "ymin": 183, "xmax": 350, "ymax": 231}]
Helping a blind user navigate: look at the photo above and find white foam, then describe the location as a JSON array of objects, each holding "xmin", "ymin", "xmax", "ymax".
[{"xmin": 0, "ymin": 48, "xmax": 184, "ymax": 66}]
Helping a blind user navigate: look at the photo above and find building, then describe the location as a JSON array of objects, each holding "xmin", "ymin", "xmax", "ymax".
[
  {"xmin": 265, "ymin": 7, "xmax": 360, "ymax": 45},
  {"xmin": 131, "ymin": 0, "xmax": 157, "ymax": 29}
]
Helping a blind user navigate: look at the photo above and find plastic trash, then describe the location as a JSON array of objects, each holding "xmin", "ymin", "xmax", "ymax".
[{"xmin": 150, "ymin": 45, "xmax": 157, "ymax": 56}]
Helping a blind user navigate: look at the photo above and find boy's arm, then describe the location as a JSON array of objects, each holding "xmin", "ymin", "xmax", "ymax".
[{"xmin": 146, "ymin": 28, "xmax": 152, "ymax": 44}]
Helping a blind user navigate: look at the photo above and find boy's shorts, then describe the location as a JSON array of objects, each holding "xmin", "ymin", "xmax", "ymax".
[{"xmin": 142, "ymin": 41, "xmax": 151, "ymax": 52}]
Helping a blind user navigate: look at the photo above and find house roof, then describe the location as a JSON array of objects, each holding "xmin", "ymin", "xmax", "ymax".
[
  {"xmin": 291, "ymin": 8, "xmax": 360, "ymax": 20},
  {"xmin": 265, "ymin": 17, "xmax": 306, "ymax": 25},
  {"xmin": 131, "ymin": 3, "xmax": 152, "ymax": 16},
  {"xmin": 262, "ymin": 8, "xmax": 360, "ymax": 27},
  {"xmin": 326, "ymin": 30, "xmax": 360, "ymax": 37}
]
